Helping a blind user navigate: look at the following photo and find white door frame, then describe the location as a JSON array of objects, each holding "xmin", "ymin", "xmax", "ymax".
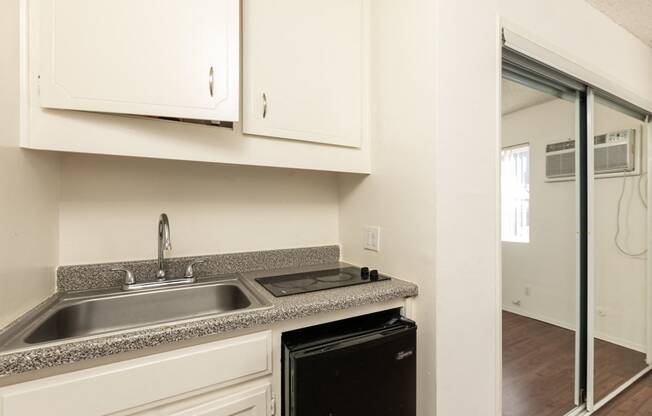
[
  {"xmin": 586, "ymin": 87, "xmax": 596, "ymax": 412},
  {"xmin": 647, "ymin": 115, "xmax": 652, "ymax": 366},
  {"xmin": 573, "ymin": 90, "xmax": 582, "ymax": 407}
]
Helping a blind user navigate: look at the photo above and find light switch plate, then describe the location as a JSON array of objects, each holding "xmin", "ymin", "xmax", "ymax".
[{"xmin": 363, "ymin": 226, "xmax": 380, "ymax": 252}]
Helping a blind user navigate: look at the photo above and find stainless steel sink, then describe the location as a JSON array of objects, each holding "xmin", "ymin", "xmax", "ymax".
[{"xmin": 0, "ymin": 276, "xmax": 271, "ymax": 352}]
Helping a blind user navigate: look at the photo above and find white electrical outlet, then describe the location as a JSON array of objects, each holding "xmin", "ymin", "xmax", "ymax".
[{"xmin": 363, "ymin": 226, "xmax": 381, "ymax": 252}]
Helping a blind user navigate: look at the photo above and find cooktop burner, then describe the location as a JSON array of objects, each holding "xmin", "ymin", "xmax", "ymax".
[{"xmin": 255, "ymin": 266, "xmax": 390, "ymax": 297}]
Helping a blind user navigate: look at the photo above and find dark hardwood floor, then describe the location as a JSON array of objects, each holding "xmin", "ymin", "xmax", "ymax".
[
  {"xmin": 595, "ymin": 338, "xmax": 648, "ymax": 403},
  {"xmin": 503, "ymin": 311, "xmax": 576, "ymax": 416},
  {"xmin": 503, "ymin": 311, "xmax": 647, "ymax": 416},
  {"xmin": 594, "ymin": 371, "xmax": 652, "ymax": 415}
]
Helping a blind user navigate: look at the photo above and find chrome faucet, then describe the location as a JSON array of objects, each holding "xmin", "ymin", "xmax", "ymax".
[
  {"xmin": 111, "ymin": 213, "xmax": 208, "ymax": 291},
  {"xmin": 157, "ymin": 213, "xmax": 172, "ymax": 280}
]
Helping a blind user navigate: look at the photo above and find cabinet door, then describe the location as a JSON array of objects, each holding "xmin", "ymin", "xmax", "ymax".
[
  {"xmin": 0, "ymin": 332, "xmax": 271, "ymax": 416},
  {"xmin": 38, "ymin": 0, "xmax": 239, "ymax": 121},
  {"xmin": 169, "ymin": 385, "xmax": 269, "ymax": 416},
  {"xmin": 243, "ymin": 0, "xmax": 368, "ymax": 148}
]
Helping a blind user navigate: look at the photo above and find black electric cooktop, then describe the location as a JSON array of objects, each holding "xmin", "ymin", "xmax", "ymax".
[{"xmin": 255, "ymin": 266, "xmax": 390, "ymax": 297}]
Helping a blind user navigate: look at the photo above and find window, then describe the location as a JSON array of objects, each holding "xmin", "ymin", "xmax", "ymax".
[{"xmin": 501, "ymin": 144, "xmax": 530, "ymax": 243}]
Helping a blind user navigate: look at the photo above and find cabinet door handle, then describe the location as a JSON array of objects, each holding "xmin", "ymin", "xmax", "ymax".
[
  {"xmin": 209, "ymin": 66, "xmax": 214, "ymax": 97},
  {"xmin": 263, "ymin": 93, "xmax": 268, "ymax": 118}
]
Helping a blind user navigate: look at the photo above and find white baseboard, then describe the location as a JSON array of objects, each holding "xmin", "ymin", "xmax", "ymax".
[
  {"xmin": 594, "ymin": 331, "xmax": 646, "ymax": 354},
  {"xmin": 502, "ymin": 305, "xmax": 575, "ymax": 331},
  {"xmin": 502, "ymin": 306, "xmax": 646, "ymax": 353}
]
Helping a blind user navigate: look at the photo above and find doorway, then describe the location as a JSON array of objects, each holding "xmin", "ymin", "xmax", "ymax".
[{"xmin": 500, "ymin": 45, "xmax": 652, "ymax": 415}]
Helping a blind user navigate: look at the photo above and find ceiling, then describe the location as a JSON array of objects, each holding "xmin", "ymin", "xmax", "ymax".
[
  {"xmin": 502, "ymin": 79, "xmax": 556, "ymax": 115},
  {"xmin": 585, "ymin": 0, "xmax": 652, "ymax": 48}
]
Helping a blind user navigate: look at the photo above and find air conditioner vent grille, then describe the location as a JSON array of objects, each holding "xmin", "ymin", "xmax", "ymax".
[
  {"xmin": 546, "ymin": 152, "xmax": 575, "ymax": 178},
  {"xmin": 595, "ymin": 144, "xmax": 629, "ymax": 172}
]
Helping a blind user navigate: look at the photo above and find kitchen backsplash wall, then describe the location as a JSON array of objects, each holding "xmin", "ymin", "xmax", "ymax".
[{"xmin": 59, "ymin": 153, "xmax": 340, "ymax": 265}]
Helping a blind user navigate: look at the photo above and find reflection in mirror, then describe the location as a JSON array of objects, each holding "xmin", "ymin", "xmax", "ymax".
[
  {"xmin": 592, "ymin": 99, "xmax": 648, "ymax": 404},
  {"xmin": 501, "ymin": 79, "xmax": 578, "ymax": 416}
]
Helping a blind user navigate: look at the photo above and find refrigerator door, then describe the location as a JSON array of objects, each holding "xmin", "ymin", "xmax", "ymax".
[{"xmin": 288, "ymin": 325, "xmax": 416, "ymax": 416}]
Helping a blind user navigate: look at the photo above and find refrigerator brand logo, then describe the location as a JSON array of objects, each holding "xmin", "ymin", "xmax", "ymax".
[{"xmin": 396, "ymin": 350, "xmax": 414, "ymax": 360}]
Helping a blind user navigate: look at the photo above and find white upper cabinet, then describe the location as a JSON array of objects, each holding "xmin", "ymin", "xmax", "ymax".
[
  {"xmin": 23, "ymin": 0, "xmax": 371, "ymax": 173},
  {"xmin": 38, "ymin": 0, "xmax": 239, "ymax": 122},
  {"xmin": 243, "ymin": 0, "xmax": 369, "ymax": 148}
]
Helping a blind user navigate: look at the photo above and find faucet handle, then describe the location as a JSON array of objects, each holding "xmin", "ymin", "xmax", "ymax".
[
  {"xmin": 184, "ymin": 259, "xmax": 207, "ymax": 278},
  {"xmin": 111, "ymin": 267, "xmax": 136, "ymax": 286}
]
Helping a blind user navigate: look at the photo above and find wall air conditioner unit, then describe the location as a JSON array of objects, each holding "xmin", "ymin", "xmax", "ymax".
[{"xmin": 545, "ymin": 129, "xmax": 637, "ymax": 181}]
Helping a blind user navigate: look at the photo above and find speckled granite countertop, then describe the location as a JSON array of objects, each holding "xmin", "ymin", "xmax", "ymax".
[{"xmin": 0, "ymin": 261, "xmax": 417, "ymax": 380}]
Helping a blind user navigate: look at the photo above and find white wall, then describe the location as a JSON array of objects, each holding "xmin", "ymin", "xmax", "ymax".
[
  {"xmin": 593, "ymin": 103, "xmax": 647, "ymax": 351},
  {"xmin": 59, "ymin": 154, "xmax": 340, "ymax": 265},
  {"xmin": 499, "ymin": 0, "xmax": 652, "ymax": 100},
  {"xmin": 0, "ymin": 0, "xmax": 60, "ymax": 327},
  {"xmin": 502, "ymin": 99, "xmax": 647, "ymax": 351},
  {"xmin": 434, "ymin": 0, "xmax": 501, "ymax": 413},
  {"xmin": 502, "ymin": 99, "xmax": 577, "ymax": 330},
  {"xmin": 338, "ymin": 0, "xmax": 437, "ymax": 415},
  {"xmin": 433, "ymin": 0, "xmax": 652, "ymax": 415}
]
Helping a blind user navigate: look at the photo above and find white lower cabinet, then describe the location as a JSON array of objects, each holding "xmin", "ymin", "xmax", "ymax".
[
  {"xmin": 170, "ymin": 386, "xmax": 268, "ymax": 416},
  {"xmin": 133, "ymin": 383, "xmax": 270, "ymax": 416},
  {"xmin": 0, "ymin": 331, "xmax": 272, "ymax": 416}
]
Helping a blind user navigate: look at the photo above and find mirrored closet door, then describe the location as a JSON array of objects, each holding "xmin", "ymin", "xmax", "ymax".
[
  {"xmin": 501, "ymin": 40, "xmax": 652, "ymax": 416},
  {"xmin": 501, "ymin": 51, "xmax": 585, "ymax": 416},
  {"xmin": 589, "ymin": 93, "xmax": 650, "ymax": 409}
]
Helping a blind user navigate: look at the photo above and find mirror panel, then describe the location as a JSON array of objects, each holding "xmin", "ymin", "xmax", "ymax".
[
  {"xmin": 502, "ymin": 78, "xmax": 580, "ymax": 416},
  {"xmin": 592, "ymin": 99, "xmax": 649, "ymax": 404}
]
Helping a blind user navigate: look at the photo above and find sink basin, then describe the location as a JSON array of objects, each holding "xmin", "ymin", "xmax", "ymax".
[{"xmin": 0, "ymin": 276, "xmax": 270, "ymax": 351}]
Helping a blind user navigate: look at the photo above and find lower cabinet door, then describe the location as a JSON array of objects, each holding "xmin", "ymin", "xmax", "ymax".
[
  {"xmin": 169, "ymin": 384, "xmax": 270, "ymax": 416},
  {"xmin": 0, "ymin": 332, "xmax": 271, "ymax": 416}
]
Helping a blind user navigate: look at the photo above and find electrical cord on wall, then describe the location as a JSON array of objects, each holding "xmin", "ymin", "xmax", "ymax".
[
  {"xmin": 639, "ymin": 171, "xmax": 648, "ymax": 209},
  {"xmin": 614, "ymin": 169, "xmax": 648, "ymax": 257}
]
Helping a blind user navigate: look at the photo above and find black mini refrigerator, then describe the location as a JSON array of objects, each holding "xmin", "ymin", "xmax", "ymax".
[{"xmin": 282, "ymin": 309, "xmax": 416, "ymax": 416}]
